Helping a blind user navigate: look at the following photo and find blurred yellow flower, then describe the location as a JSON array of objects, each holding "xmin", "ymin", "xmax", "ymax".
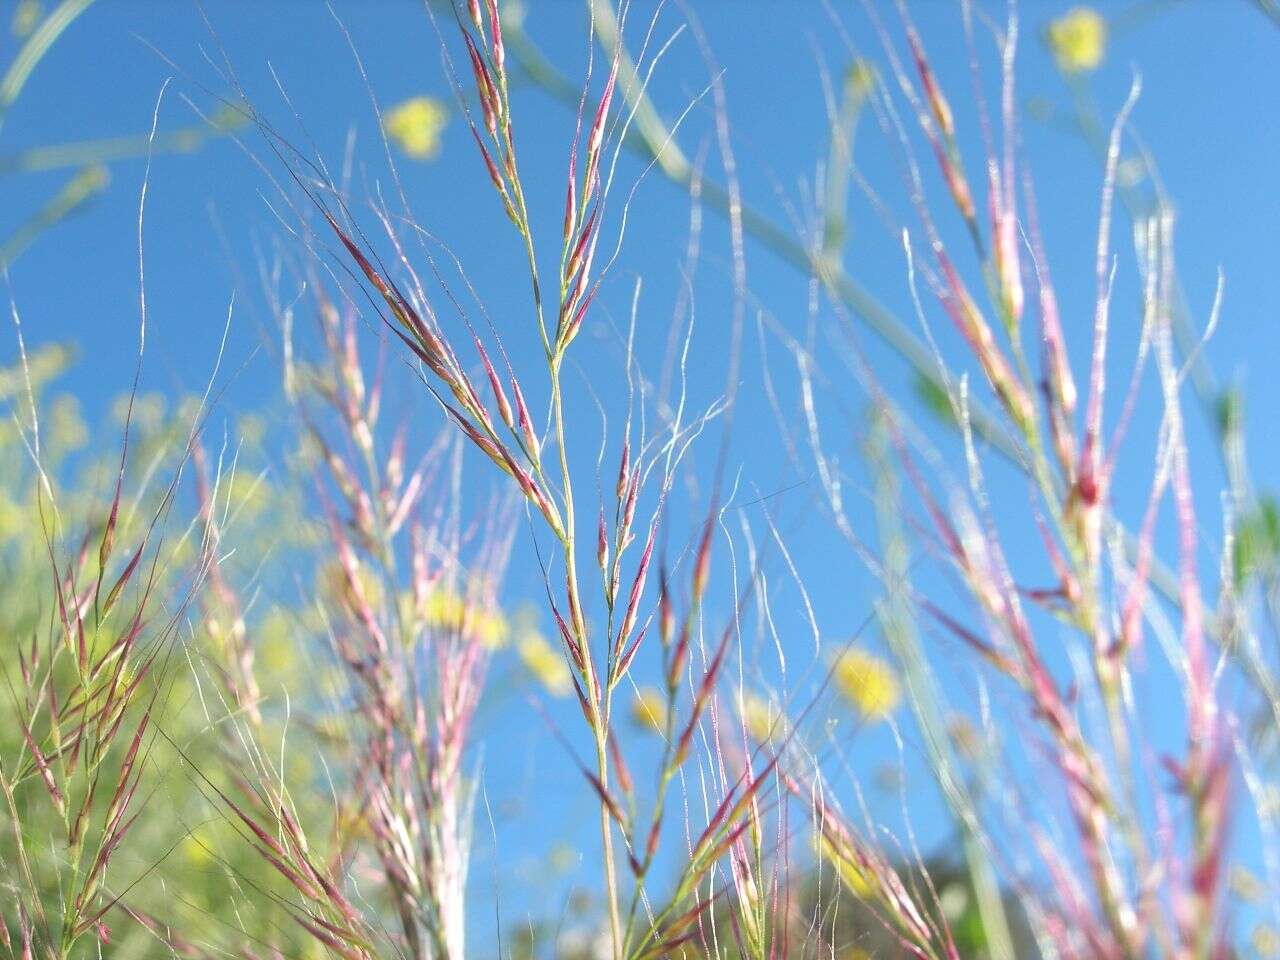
[
  {"xmin": 1231, "ymin": 865, "xmax": 1265, "ymax": 904},
  {"xmin": 237, "ymin": 412, "xmax": 267, "ymax": 446},
  {"xmin": 181, "ymin": 827, "xmax": 214, "ymax": 867},
  {"xmin": 518, "ymin": 632, "xmax": 571, "ymax": 697},
  {"xmin": 226, "ymin": 471, "xmax": 270, "ymax": 523},
  {"xmin": 833, "ymin": 649, "xmax": 900, "ymax": 721},
  {"xmin": 48, "ymin": 396, "xmax": 87, "ymax": 453},
  {"xmin": 0, "ymin": 343, "xmax": 71, "ymax": 400},
  {"xmin": 322, "ymin": 561, "xmax": 385, "ymax": 620},
  {"xmin": 1255, "ymin": 924, "xmax": 1280, "ymax": 960},
  {"xmin": 846, "ymin": 59, "xmax": 875, "ymax": 97},
  {"xmin": 255, "ymin": 609, "xmax": 298, "ymax": 674},
  {"xmin": 1048, "ymin": 7, "xmax": 1106, "ymax": 74},
  {"xmin": 630, "ymin": 685, "xmax": 667, "ymax": 734},
  {"xmin": 737, "ymin": 691, "xmax": 781, "ymax": 743},
  {"xmin": 11, "ymin": 0, "xmax": 41, "ymax": 38},
  {"xmin": 0, "ymin": 492, "xmax": 23, "ymax": 542},
  {"xmin": 421, "ymin": 587, "xmax": 508, "ymax": 649},
  {"xmin": 335, "ymin": 805, "xmax": 372, "ymax": 841},
  {"xmin": 111, "ymin": 391, "xmax": 166, "ymax": 430},
  {"xmin": 384, "ymin": 97, "xmax": 448, "ymax": 160}
]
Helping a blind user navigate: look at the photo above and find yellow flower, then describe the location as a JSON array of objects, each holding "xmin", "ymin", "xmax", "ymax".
[
  {"xmin": 255, "ymin": 609, "xmax": 298, "ymax": 674},
  {"xmin": 1047, "ymin": 7, "xmax": 1106, "ymax": 74},
  {"xmin": 518, "ymin": 632, "xmax": 571, "ymax": 697},
  {"xmin": 236, "ymin": 413, "xmax": 267, "ymax": 446},
  {"xmin": 737, "ymin": 691, "xmax": 782, "ymax": 743},
  {"xmin": 11, "ymin": 1, "xmax": 41, "ymax": 38},
  {"xmin": 0, "ymin": 492, "xmax": 22, "ymax": 541},
  {"xmin": 226, "ymin": 471, "xmax": 270, "ymax": 523},
  {"xmin": 846, "ymin": 59, "xmax": 876, "ymax": 98},
  {"xmin": 181, "ymin": 827, "xmax": 214, "ymax": 867},
  {"xmin": 630, "ymin": 686, "xmax": 667, "ymax": 734},
  {"xmin": 48, "ymin": 396, "xmax": 87, "ymax": 453},
  {"xmin": 0, "ymin": 342, "xmax": 71, "ymax": 400},
  {"xmin": 1255, "ymin": 924, "xmax": 1280, "ymax": 960},
  {"xmin": 832, "ymin": 649, "xmax": 900, "ymax": 721},
  {"xmin": 384, "ymin": 97, "xmax": 448, "ymax": 160},
  {"xmin": 322, "ymin": 561, "xmax": 385, "ymax": 621},
  {"xmin": 335, "ymin": 805, "xmax": 372, "ymax": 841},
  {"xmin": 421, "ymin": 587, "xmax": 508, "ymax": 649},
  {"xmin": 1231, "ymin": 866, "xmax": 1265, "ymax": 904},
  {"xmin": 111, "ymin": 391, "xmax": 166, "ymax": 430}
]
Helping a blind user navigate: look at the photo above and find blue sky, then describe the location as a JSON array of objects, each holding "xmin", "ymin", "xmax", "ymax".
[{"xmin": 5, "ymin": 0, "xmax": 1280, "ymax": 948}]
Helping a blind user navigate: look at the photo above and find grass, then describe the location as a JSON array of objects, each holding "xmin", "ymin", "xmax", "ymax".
[{"xmin": 4, "ymin": 1, "xmax": 1280, "ymax": 958}]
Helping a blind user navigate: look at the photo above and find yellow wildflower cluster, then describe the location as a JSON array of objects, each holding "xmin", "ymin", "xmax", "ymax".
[
  {"xmin": 47, "ymin": 395, "xmax": 87, "ymax": 453},
  {"xmin": 1048, "ymin": 7, "xmax": 1106, "ymax": 74},
  {"xmin": 1255, "ymin": 925, "xmax": 1280, "ymax": 959},
  {"xmin": 737, "ymin": 691, "xmax": 782, "ymax": 743},
  {"xmin": 833, "ymin": 649, "xmax": 900, "ymax": 721},
  {"xmin": 630, "ymin": 686, "xmax": 667, "ymax": 734},
  {"xmin": 517, "ymin": 631, "xmax": 572, "ymax": 697},
  {"xmin": 1231, "ymin": 866, "xmax": 1266, "ymax": 903},
  {"xmin": 180, "ymin": 825, "xmax": 215, "ymax": 868},
  {"xmin": 322, "ymin": 562, "xmax": 385, "ymax": 620},
  {"xmin": 384, "ymin": 96, "xmax": 448, "ymax": 160},
  {"xmin": 847, "ymin": 59, "xmax": 876, "ymax": 98},
  {"xmin": 421, "ymin": 586, "xmax": 508, "ymax": 649},
  {"xmin": 10, "ymin": 0, "xmax": 40, "ymax": 38},
  {"xmin": 0, "ymin": 342, "xmax": 71, "ymax": 400},
  {"xmin": 253, "ymin": 608, "xmax": 300, "ymax": 674},
  {"xmin": 334, "ymin": 805, "xmax": 372, "ymax": 842}
]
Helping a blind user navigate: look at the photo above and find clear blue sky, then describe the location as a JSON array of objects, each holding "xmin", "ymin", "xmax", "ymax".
[{"xmin": 5, "ymin": 0, "xmax": 1279, "ymax": 947}]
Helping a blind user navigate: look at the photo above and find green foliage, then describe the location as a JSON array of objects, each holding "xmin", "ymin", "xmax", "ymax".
[
  {"xmin": 0, "ymin": 351, "xmax": 330, "ymax": 958},
  {"xmin": 1234, "ymin": 496, "xmax": 1280, "ymax": 587}
]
